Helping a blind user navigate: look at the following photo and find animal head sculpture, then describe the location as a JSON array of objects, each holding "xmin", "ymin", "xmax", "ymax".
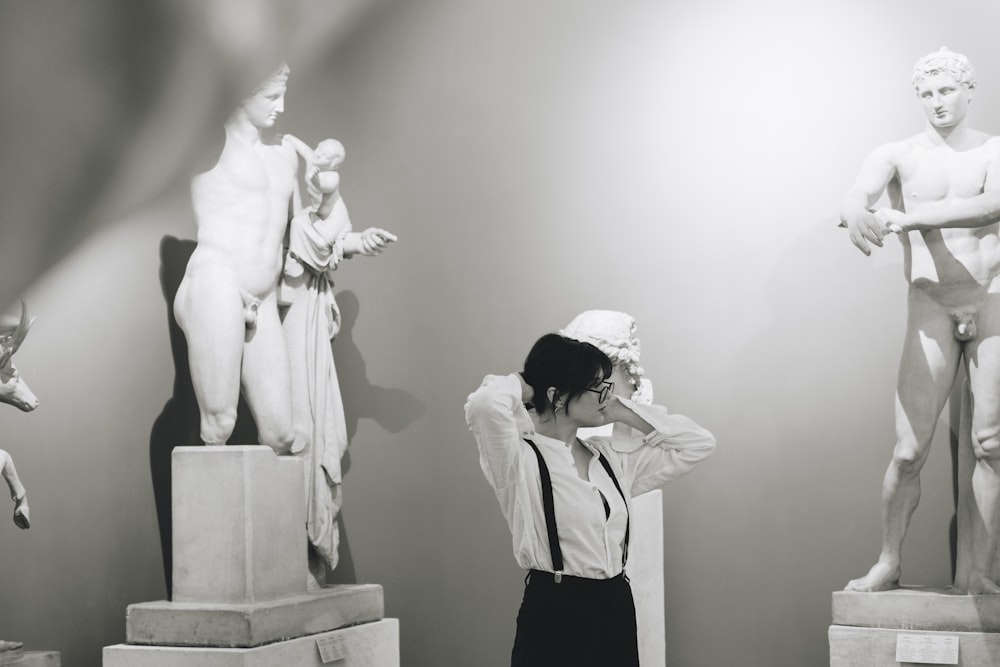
[{"xmin": 0, "ymin": 301, "xmax": 38, "ymax": 412}]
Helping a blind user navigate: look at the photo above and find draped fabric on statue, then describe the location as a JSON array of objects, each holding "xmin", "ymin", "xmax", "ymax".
[{"xmin": 280, "ymin": 210, "xmax": 349, "ymax": 571}]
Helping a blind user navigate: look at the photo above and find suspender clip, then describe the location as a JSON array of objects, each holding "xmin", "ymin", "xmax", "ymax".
[{"xmin": 554, "ymin": 571, "xmax": 562, "ymax": 584}]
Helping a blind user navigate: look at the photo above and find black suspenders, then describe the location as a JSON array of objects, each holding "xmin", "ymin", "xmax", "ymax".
[{"xmin": 523, "ymin": 438, "xmax": 630, "ymax": 582}]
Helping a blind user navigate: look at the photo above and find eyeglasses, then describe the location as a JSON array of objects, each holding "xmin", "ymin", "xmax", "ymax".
[{"xmin": 586, "ymin": 380, "xmax": 614, "ymax": 403}]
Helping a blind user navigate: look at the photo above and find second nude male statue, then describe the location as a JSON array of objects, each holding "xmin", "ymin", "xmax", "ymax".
[
  {"xmin": 841, "ymin": 48, "xmax": 1000, "ymax": 594},
  {"xmin": 174, "ymin": 64, "xmax": 396, "ymax": 577}
]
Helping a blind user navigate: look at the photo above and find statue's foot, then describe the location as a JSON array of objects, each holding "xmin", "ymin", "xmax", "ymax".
[
  {"xmin": 956, "ymin": 574, "xmax": 1000, "ymax": 595},
  {"xmin": 845, "ymin": 561, "xmax": 900, "ymax": 592},
  {"xmin": 0, "ymin": 640, "xmax": 23, "ymax": 651}
]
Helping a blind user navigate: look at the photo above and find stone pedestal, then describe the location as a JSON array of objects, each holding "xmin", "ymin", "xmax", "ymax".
[
  {"xmin": 626, "ymin": 490, "xmax": 665, "ymax": 667},
  {"xmin": 1, "ymin": 648, "xmax": 60, "ymax": 665},
  {"xmin": 172, "ymin": 446, "xmax": 307, "ymax": 603},
  {"xmin": 830, "ymin": 587, "xmax": 1000, "ymax": 666},
  {"xmin": 18, "ymin": 653, "xmax": 61, "ymax": 666},
  {"xmin": 105, "ymin": 618, "xmax": 399, "ymax": 667},
  {"xmin": 104, "ymin": 446, "xmax": 398, "ymax": 666}
]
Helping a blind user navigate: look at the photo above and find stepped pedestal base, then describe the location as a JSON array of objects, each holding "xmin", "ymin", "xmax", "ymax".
[
  {"xmin": 127, "ymin": 584, "xmax": 384, "ymax": 648},
  {"xmin": 830, "ymin": 587, "xmax": 1000, "ymax": 666},
  {"xmin": 0, "ymin": 652, "xmax": 60, "ymax": 666},
  {"xmin": 105, "ymin": 618, "xmax": 399, "ymax": 667}
]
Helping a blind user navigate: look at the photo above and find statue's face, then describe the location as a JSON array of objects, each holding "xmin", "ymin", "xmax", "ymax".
[
  {"xmin": 242, "ymin": 81, "xmax": 286, "ymax": 129},
  {"xmin": 916, "ymin": 73, "xmax": 973, "ymax": 129}
]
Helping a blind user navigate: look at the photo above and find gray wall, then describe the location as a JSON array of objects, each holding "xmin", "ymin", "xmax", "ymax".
[{"xmin": 1, "ymin": 0, "xmax": 998, "ymax": 665}]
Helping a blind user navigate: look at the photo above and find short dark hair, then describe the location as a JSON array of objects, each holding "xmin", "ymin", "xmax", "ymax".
[{"xmin": 521, "ymin": 333, "xmax": 612, "ymax": 415}]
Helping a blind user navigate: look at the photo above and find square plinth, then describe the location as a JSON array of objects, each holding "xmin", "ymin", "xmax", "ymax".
[
  {"xmin": 126, "ymin": 584, "xmax": 384, "ymax": 648},
  {"xmin": 104, "ymin": 618, "xmax": 399, "ymax": 667},
  {"xmin": 172, "ymin": 446, "xmax": 307, "ymax": 604},
  {"xmin": 0, "ymin": 652, "xmax": 60, "ymax": 667},
  {"xmin": 830, "ymin": 624, "xmax": 1000, "ymax": 666},
  {"xmin": 0, "ymin": 648, "xmax": 22, "ymax": 666},
  {"xmin": 833, "ymin": 586, "xmax": 1000, "ymax": 632}
]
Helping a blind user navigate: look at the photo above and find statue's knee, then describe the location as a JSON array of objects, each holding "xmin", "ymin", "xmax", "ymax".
[
  {"xmin": 892, "ymin": 442, "xmax": 925, "ymax": 474},
  {"xmin": 201, "ymin": 409, "xmax": 237, "ymax": 445},
  {"xmin": 259, "ymin": 426, "xmax": 294, "ymax": 455},
  {"xmin": 974, "ymin": 428, "xmax": 1000, "ymax": 461}
]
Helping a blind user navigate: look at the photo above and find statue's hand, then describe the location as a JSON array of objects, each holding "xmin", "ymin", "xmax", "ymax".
[
  {"xmin": 873, "ymin": 208, "xmax": 908, "ymax": 234},
  {"xmin": 348, "ymin": 227, "xmax": 398, "ymax": 256},
  {"xmin": 12, "ymin": 496, "xmax": 28, "ymax": 529},
  {"xmin": 843, "ymin": 209, "xmax": 885, "ymax": 256}
]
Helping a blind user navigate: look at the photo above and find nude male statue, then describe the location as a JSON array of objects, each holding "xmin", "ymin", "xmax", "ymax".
[
  {"xmin": 841, "ymin": 48, "xmax": 1000, "ymax": 594},
  {"xmin": 174, "ymin": 64, "xmax": 394, "ymax": 452},
  {"xmin": 173, "ymin": 64, "xmax": 300, "ymax": 451}
]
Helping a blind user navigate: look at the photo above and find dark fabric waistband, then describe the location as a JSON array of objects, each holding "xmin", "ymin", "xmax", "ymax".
[{"xmin": 527, "ymin": 569, "xmax": 628, "ymax": 588}]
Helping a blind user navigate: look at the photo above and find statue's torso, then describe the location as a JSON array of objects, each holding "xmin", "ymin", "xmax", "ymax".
[
  {"xmin": 188, "ymin": 133, "xmax": 297, "ymax": 296},
  {"xmin": 895, "ymin": 134, "xmax": 1000, "ymax": 290}
]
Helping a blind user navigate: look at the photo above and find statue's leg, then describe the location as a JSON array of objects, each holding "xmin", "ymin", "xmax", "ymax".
[
  {"xmin": 174, "ymin": 269, "xmax": 244, "ymax": 446},
  {"xmin": 241, "ymin": 292, "xmax": 294, "ymax": 455},
  {"xmin": 846, "ymin": 288, "xmax": 960, "ymax": 591},
  {"xmin": 958, "ymin": 292, "xmax": 1000, "ymax": 593}
]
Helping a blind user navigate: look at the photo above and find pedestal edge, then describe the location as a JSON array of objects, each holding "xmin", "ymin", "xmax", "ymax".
[{"xmin": 126, "ymin": 584, "xmax": 384, "ymax": 647}]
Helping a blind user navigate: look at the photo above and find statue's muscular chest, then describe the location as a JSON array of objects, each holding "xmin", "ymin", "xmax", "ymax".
[
  {"xmin": 896, "ymin": 144, "xmax": 994, "ymax": 203},
  {"xmin": 221, "ymin": 140, "xmax": 295, "ymax": 199}
]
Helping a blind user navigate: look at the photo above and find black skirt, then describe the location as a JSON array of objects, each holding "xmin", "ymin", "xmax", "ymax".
[{"xmin": 511, "ymin": 570, "xmax": 639, "ymax": 667}]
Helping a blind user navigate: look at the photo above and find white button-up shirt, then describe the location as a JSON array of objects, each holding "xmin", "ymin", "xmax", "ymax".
[{"xmin": 466, "ymin": 373, "xmax": 716, "ymax": 579}]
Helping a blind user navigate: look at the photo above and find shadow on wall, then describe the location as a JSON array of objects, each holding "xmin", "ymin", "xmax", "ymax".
[
  {"xmin": 146, "ymin": 243, "xmax": 425, "ymax": 592},
  {"xmin": 327, "ymin": 289, "xmax": 426, "ymax": 585}
]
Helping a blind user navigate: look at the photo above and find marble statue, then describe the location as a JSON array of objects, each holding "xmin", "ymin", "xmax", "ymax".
[
  {"xmin": 280, "ymin": 134, "xmax": 396, "ymax": 578},
  {"xmin": 291, "ymin": 136, "xmax": 347, "ymax": 221},
  {"xmin": 174, "ymin": 63, "xmax": 301, "ymax": 452},
  {"xmin": 561, "ymin": 310, "xmax": 650, "ymax": 406},
  {"xmin": 0, "ymin": 301, "xmax": 38, "ymax": 413},
  {"xmin": 840, "ymin": 48, "xmax": 1000, "ymax": 594},
  {"xmin": 0, "ymin": 301, "xmax": 36, "ymax": 658},
  {"xmin": 174, "ymin": 64, "xmax": 396, "ymax": 578}
]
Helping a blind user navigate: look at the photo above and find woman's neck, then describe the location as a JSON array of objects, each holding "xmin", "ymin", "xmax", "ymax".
[{"xmin": 534, "ymin": 415, "xmax": 578, "ymax": 446}]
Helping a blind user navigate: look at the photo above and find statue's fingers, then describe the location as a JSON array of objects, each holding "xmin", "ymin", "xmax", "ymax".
[{"xmin": 850, "ymin": 230, "xmax": 872, "ymax": 256}]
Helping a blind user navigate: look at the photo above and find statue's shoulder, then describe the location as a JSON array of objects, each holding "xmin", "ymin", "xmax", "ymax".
[
  {"xmin": 867, "ymin": 138, "xmax": 913, "ymax": 165},
  {"xmin": 979, "ymin": 133, "xmax": 1000, "ymax": 153}
]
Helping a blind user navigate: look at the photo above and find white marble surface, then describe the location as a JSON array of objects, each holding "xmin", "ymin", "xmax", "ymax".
[
  {"xmin": 105, "ymin": 618, "xmax": 399, "ymax": 667},
  {"xmin": 172, "ymin": 446, "xmax": 306, "ymax": 603}
]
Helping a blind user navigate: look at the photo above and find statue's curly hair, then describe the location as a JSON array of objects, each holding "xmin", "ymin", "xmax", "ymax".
[
  {"xmin": 913, "ymin": 48, "xmax": 975, "ymax": 90},
  {"xmin": 244, "ymin": 63, "xmax": 291, "ymax": 102}
]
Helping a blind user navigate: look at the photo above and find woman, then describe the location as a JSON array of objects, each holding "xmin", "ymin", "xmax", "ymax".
[{"xmin": 465, "ymin": 333, "xmax": 715, "ymax": 666}]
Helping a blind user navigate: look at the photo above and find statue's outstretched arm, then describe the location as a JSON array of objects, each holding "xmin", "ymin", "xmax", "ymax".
[{"xmin": 840, "ymin": 144, "xmax": 899, "ymax": 256}]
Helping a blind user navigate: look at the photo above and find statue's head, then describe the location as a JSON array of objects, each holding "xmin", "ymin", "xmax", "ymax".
[
  {"xmin": 240, "ymin": 63, "xmax": 290, "ymax": 129},
  {"xmin": 561, "ymin": 310, "xmax": 646, "ymax": 398},
  {"xmin": 912, "ymin": 48, "xmax": 975, "ymax": 129},
  {"xmin": 913, "ymin": 48, "xmax": 976, "ymax": 90},
  {"xmin": 313, "ymin": 138, "xmax": 346, "ymax": 170}
]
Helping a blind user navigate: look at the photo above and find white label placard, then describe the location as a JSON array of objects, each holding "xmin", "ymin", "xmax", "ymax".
[
  {"xmin": 895, "ymin": 633, "xmax": 959, "ymax": 664},
  {"xmin": 316, "ymin": 635, "xmax": 348, "ymax": 664}
]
